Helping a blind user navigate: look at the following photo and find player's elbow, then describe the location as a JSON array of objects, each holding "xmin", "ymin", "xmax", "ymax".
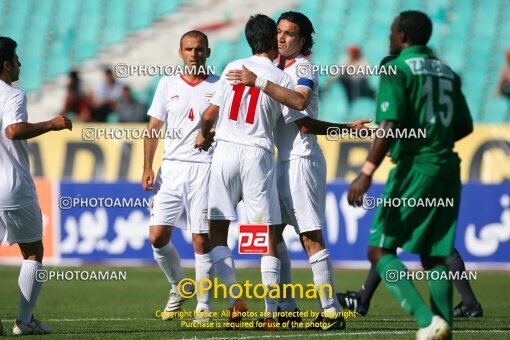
[
  {"xmin": 5, "ymin": 126, "xmax": 18, "ymax": 140},
  {"xmin": 299, "ymin": 124, "xmax": 310, "ymax": 134},
  {"xmin": 295, "ymin": 99, "xmax": 307, "ymax": 111}
]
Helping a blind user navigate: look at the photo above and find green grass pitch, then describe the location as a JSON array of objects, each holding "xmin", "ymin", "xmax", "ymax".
[{"xmin": 0, "ymin": 266, "xmax": 508, "ymax": 339}]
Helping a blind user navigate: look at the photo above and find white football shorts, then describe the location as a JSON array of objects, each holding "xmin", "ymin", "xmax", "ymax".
[
  {"xmin": 208, "ymin": 141, "xmax": 281, "ymax": 225},
  {"xmin": 0, "ymin": 201, "xmax": 43, "ymax": 246},
  {"xmin": 277, "ymin": 152, "xmax": 326, "ymax": 234},
  {"xmin": 150, "ymin": 161, "xmax": 210, "ymax": 234}
]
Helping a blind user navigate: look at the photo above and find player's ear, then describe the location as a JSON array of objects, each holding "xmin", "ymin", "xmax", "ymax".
[
  {"xmin": 206, "ymin": 47, "xmax": 211, "ymax": 58},
  {"xmin": 178, "ymin": 47, "xmax": 183, "ymax": 59}
]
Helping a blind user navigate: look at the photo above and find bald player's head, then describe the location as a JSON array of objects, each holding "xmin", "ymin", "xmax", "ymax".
[
  {"xmin": 179, "ymin": 30, "xmax": 210, "ymax": 72},
  {"xmin": 180, "ymin": 30, "xmax": 209, "ymax": 49}
]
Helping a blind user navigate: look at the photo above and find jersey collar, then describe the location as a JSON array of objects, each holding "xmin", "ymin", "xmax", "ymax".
[
  {"xmin": 180, "ymin": 75, "xmax": 209, "ymax": 87},
  {"xmin": 400, "ymin": 45, "xmax": 431, "ymax": 57}
]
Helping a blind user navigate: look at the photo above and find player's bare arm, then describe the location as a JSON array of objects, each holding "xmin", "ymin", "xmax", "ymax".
[
  {"xmin": 5, "ymin": 115, "xmax": 72, "ymax": 140},
  {"xmin": 142, "ymin": 117, "xmax": 164, "ymax": 191},
  {"xmin": 347, "ymin": 120, "xmax": 398, "ymax": 206},
  {"xmin": 295, "ymin": 116, "xmax": 372, "ymax": 135},
  {"xmin": 227, "ymin": 65, "xmax": 310, "ymax": 110},
  {"xmin": 195, "ymin": 104, "xmax": 219, "ymax": 151},
  {"xmin": 226, "ymin": 65, "xmax": 372, "ymax": 134}
]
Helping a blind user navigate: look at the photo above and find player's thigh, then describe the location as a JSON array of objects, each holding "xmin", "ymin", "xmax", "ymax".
[
  {"xmin": 187, "ymin": 163, "xmax": 210, "ymax": 234},
  {"xmin": 0, "ymin": 201, "xmax": 43, "ymax": 247},
  {"xmin": 289, "ymin": 155, "xmax": 326, "ymax": 234},
  {"xmin": 240, "ymin": 148, "xmax": 281, "ymax": 225},
  {"xmin": 277, "ymin": 161, "xmax": 298, "ymax": 230},
  {"xmin": 208, "ymin": 143, "xmax": 242, "ymax": 221},
  {"xmin": 150, "ymin": 163, "xmax": 187, "ymax": 227}
]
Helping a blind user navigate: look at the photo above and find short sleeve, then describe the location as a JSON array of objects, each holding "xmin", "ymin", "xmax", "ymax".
[
  {"xmin": 147, "ymin": 78, "xmax": 168, "ymax": 121},
  {"xmin": 278, "ymin": 74, "xmax": 304, "ymax": 123},
  {"xmin": 375, "ymin": 65, "xmax": 407, "ymax": 124},
  {"xmin": 295, "ymin": 62, "xmax": 317, "ymax": 91},
  {"xmin": 2, "ymin": 91, "xmax": 27, "ymax": 130}
]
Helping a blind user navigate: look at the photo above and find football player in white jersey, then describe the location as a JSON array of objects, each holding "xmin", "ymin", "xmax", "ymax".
[
  {"xmin": 226, "ymin": 12, "xmax": 370, "ymax": 331},
  {"xmin": 195, "ymin": 14, "xmax": 303, "ymax": 330},
  {"xmin": 142, "ymin": 31, "xmax": 219, "ymax": 322},
  {"xmin": 0, "ymin": 37, "xmax": 72, "ymax": 335}
]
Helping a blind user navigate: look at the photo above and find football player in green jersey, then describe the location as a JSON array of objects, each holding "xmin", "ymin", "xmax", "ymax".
[{"xmin": 347, "ymin": 10, "xmax": 473, "ymax": 340}]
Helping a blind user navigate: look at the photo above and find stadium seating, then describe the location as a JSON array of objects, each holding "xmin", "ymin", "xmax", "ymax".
[
  {"xmin": 0, "ymin": 0, "xmax": 508, "ymax": 121},
  {"xmin": 0, "ymin": 0, "xmax": 183, "ymax": 92}
]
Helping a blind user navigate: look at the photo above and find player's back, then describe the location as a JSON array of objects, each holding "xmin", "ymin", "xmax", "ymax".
[
  {"xmin": 212, "ymin": 55, "xmax": 295, "ymax": 153},
  {"xmin": 376, "ymin": 45, "xmax": 472, "ymax": 175},
  {"xmin": 0, "ymin": 80, "xmax": 36, "ymax": 209}
]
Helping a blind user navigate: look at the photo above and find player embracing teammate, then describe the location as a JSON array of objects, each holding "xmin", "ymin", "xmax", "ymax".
[{"xmin": 208, "ymin": 12, "xmax": 369, "ymax": 331}]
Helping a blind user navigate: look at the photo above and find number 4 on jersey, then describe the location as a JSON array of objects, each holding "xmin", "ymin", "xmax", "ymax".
[
  {"xmin": 188, "ymin": 108, "xmax": 194, "ymax": 121},
  {"xmin": 229, "ymin": 85, "xmax": 260, "ymax": 124}
]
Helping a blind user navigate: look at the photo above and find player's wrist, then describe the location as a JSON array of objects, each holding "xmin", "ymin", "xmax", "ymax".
[
  {"xmin": 255, "ymin": 76, "xmax": 267, "ymax": 91},
  {"xmin": 361, "ymin": 161, "xmax": 376, "ymax": 177}
]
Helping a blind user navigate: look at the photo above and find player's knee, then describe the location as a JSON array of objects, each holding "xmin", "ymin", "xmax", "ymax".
[
  {"xmin": 367, "ymin": 247, "xmax": 382, "ymax": 266},
  {"xmin": 192, "ymin": 233, "xmax": 210, "ymax": 254},
  {"xmin": 420, "ymin": 255, "xmax": 445, "ymax": 270},
  {"xmin": 300, "ymin": 231, "xmax": 325, "ymax": 256},
  {"xmin": 149, "ymin": 228, "xmax": 171, "ymax": 248}
]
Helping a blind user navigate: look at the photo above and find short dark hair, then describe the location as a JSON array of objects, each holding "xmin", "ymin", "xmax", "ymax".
[
  {"xmin": 277, "ymin": 11, "xmax": 315, "ymax": 56},
  {"xmin": 180, "ymin": 30, "xmax": 209, "ymax": 48},
  {"xmin": 0, "ymin": 37, "xmax": 17, "ymax": 73},
  {"xmin": 245, "ymin": 14, "xmax": 277, "ymax": 54},
  {"xmin": 398, "ymin": 11, "xmax": 432, "ymax": 45}
]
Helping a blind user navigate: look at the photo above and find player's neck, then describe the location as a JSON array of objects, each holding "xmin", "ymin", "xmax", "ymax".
[
  {"xmin": 285, "ymin": 51, "xmax": 300, "ymax": 63},
  {"xmin": 0, "ymin": 74, "xmax": 12, "ymax": 85},
  {"xmin": 254, "ymin": 53, "xmax": 273, "ymax": 61}
]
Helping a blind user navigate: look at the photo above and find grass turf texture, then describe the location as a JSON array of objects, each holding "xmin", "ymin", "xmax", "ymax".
[{"xmin": 0, "ymin": 266, "xmax": 508, "ymax": 339}]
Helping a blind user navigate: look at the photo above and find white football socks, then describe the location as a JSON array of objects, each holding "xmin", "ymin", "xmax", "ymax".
[
  {"xmin": 194, "ymin": 252, "xmax": 212, "ymax": 311},
  {"xmin": 18, "ymin": 260, "xmax": 43, "ymax": 324},
  {"xmin": 261, "ymin": 256, "xmax": 281, "ymax": 319},
  {"xmin": 309, "ymin": 249, "xmax": 341, "ymax": 316},
  {"xmin": 210, "ymin": 246, "xmax": 239, "ymax": 305},
  {"xmin": 152, "ymin": 241, "xmax": 184, "ymax": 293},
  {"xmin": 276, "ymin": 241, "xmax": 297, "ymax": 311}
]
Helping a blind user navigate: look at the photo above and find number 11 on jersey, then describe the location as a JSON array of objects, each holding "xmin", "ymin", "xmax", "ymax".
[{"xmin": 229, "ymin": 85, "xmax": 260, "ymax": 124}]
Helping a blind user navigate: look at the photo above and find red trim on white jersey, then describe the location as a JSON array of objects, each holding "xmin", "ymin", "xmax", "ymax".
[{"xmin": 180, "ymin": 75, "xmax": 209, "ymax": 87}]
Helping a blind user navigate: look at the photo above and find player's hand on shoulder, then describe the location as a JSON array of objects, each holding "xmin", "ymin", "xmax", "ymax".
[
  {"xmin": 142, "ymin": 168, "xmax": 155, "ymax": 191},
  {"xmin": 226, "ymin": 65, "xmax": 257, "ymax": 87},
  {"xmin": 50, "ymin": 115, "xmax": 73, "ymax": 131},
  {"xmin": 348, "ymin": 173, "xmax": 372, "ymax": 207}
]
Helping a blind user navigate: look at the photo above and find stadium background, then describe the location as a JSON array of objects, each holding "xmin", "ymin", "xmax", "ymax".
[{"xmin": 0, "ymin": 0, "xmax": 508, "ymax": 269}]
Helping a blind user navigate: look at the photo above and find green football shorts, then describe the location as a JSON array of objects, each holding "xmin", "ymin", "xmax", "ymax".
[{"xmin": 368, "ymin": 165, "xmax": 461, "ymax": 257}]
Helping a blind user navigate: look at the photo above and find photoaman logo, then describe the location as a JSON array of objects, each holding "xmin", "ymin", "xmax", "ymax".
[{"xmin": 238, "ymin": 224, "xmax": 268, "ymax": 254}]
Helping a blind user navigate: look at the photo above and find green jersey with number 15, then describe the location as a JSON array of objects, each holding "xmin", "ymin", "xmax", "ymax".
[{"xmin": 375, "ymin": 45, "xmax": 472, "ymax": 176}]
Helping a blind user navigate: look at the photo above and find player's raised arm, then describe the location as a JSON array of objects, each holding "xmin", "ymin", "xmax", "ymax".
[
  {"xmin": 142, "ymin": 117, "xmax": 163, "ymax": 191},
  {"xmin": 5, "ymin": 115, "xmax": 72, "ymax": 140},
  {"xmin": 227, "ymin": 65, "xmax": 309, "ymax": 110},
  {"xmin": 227, "ymin": 65, "xmax": 371, "ymax": 135}
]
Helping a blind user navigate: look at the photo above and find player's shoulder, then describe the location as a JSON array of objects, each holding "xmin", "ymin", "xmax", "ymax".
[
  {"xmin": 156, "ymin": 75, "xmax": 178, "ymax": 87},
  {"xmin": 0, "ymin": 82, "xmax": 25, "ymax": 104}
]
